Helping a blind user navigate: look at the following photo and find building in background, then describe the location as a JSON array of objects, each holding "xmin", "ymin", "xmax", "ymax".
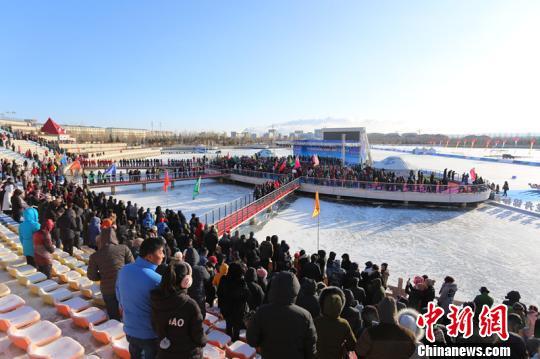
[{"xmin": 293, "ymin": 127, "xmax": 372, "ymax": 165}]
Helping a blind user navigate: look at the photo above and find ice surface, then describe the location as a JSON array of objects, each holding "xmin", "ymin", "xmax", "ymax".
[{"xmin": 103, "ymin": 180, "xmax": 253, "ymax": 217}]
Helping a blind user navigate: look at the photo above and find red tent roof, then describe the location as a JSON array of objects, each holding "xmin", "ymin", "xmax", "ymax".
[{"xmin": 41, "ymin": 117, "xmax": 66, "ymax": 135}]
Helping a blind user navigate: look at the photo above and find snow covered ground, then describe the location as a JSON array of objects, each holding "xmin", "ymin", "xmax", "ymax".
[
  {"xmin": 104, "ymin": 180, "xmax": 253, "ymax": 219},
  {"xmin": 109, "ymin": 147, "xmax": 540, "ymax": 306}
]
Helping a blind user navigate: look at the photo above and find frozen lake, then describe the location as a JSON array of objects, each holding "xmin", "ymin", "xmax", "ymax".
[
  {"xmin": 102, "ymin": 147, "xmax": 540, "ymax": 305},
  {"xmin": 104, "ymin": 180, "xmax": 253, "ymax": 219}
]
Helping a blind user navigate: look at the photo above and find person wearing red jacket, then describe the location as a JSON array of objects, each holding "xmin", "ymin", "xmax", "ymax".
[{"xmin": 33, "ymin": 219, "xmax": 55, "ymax": 278}]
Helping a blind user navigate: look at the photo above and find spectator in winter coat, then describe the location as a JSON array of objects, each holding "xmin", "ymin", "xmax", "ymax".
[
  {"xmin": 314, "ymin": 287, "xmax": 356, "ymax": 359},
  {"xmin": 217, "ymin": 262, "xmax": 250, "ymax": 341},
  {"xmin": 116, "ymin": 238, "xmax": 164, "ymax": 359},
  {"xmin": 10, "ymin": 188, "xmax": 26, "ymax": 222},
  {"xmin": 212, "ymin": 262, "xmax": 228, "ymax": 287},
  {"xmin": 326, "ymin": 256, "xmax": 345, "ymax": 287},
  {"xmin": 1, "ymin": 178, "xmax": 16, "ymax": 213},
  {"xmin": 151, "ymin": 261, "xmax": 207, "ymax": 359},
  {"xmin": 247, "ymin": 271, "xmax": 317, "ymax": 359},
  {"xmin": 184, "ymin": 248, "xmax": 210, "ymax": 317},
  {"xmin": 380, "ymin": 263, "xmax": 390, "ymax": 289},
  {"xmin": 438, "ymin": 276, "xmax": 458, "ymax": 314},
  {"xmin": 349, "ymin": 277, "xmax": 367, "ymax": 306},
  {"xmin": 204, "ymin": 227, "xmax": 218, "ymax": 257},
  {"xmin": 87, "ymin": 215, "xmax": 101, "ymax": 249},
  {"xmin": 56, "ymin": 203, "xmax": 80, "ymax": 255},
  {"xmin": 245, "ymin": 267, "xmax": 265, "ymax": 311},
  {"xmin": 88, "ymin": 227, "xmax": 134, "ymax": 320},
  {"xmin": 157, "ymin": 218, "xmax": 169, "ymax": 237},
  {"xmin": 368, "ymin": 278, "xmax": 385, "ymax": 305},
  {"xmin": 302, "ymin": 254, "xmax": 323, "ymax": 282},
  {"xmin": 341, "ymin": 289, "xmax": 362, "ymax": 339},
  {"xmin": 19, "ymin": 207, "xmax": 41, "ymax": 266},
  {"xmin": 33, "ymin": 219, "xmax": 55, "ymax": 278},
  {"xmin": 473, "ymin": 286, "xmax": 494, "ymax": 319},
  {"xmin": 259, "ymin": 237, "xmax": 273, "ymax": 270},
  {"xmin": 405, "ymin": 276, "xmax": 426, "ymax": 311},
  {"xmin": 356, "ymin": 297, "xmax": 416, "ymax": 359},
  {"xmin": 421, "ymin": 279, "xmax": 436, "ymax": 310},
  {"xmin": 296, "ymin": 278, "xmax": 321, "ymax": 320}
]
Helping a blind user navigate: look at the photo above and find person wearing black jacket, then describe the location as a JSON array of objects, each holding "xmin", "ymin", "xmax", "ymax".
[
  {"xmin": 245, "ymin": 267, "xmax": 264, "ymax": 311},
  {"xmin": 302, "ymin": 254, "xmax": 322, "ymax": 282},
  {"xmin": 296, "ymin": 278, "xmax": 321, "ymax": 320},
  {"xmin": 151, "ymin": 261, "xmax": 207, "ymax": 359},
  {"xmin": 183, "ymin": 248, "xmax": 210, "ymax": 317},
  {"xmin": 217, "ymin": 262, "xmax": 250, "ymax": 341},
  {"xmin": 247, "ymin": 271, "xmax": 317, "ymax": 359},
  {"xmin": 56, "ymin": 202, "xmax": 80, "ymax": 255}
]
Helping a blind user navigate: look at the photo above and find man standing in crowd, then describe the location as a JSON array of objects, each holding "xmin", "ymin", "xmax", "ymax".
[
  {"xmin": 117, "ymin": 238, "xmax": 164, "ymax": 359},
  {"xmin": 247, "ymin": 271, "xmax": 317, "ymax": 359},
  {"xmin": 88, "ymin": 227, "xmax": 134, "ymax": 320}
]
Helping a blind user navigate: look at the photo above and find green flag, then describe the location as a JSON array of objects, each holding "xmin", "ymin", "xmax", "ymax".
[{"xmin": 192, "ymin": 176, "xmax": 201, "ymax": 200}]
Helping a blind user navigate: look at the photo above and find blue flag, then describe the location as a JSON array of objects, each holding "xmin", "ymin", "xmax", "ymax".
[{"xmin": 103, "ymin": 164, "xmax": 117, "ymax": 176}]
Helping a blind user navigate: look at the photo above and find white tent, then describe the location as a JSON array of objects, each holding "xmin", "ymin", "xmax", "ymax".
[{"xmin": 373, "ymin": 156, "xmax": 417, "ymax": 172}]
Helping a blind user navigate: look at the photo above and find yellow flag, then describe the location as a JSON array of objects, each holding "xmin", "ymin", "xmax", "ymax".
[{"xmin": 312, "ymin": 191, "xmax": 320, "ymax": 217}]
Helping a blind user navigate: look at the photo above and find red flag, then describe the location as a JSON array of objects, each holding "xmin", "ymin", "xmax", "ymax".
[
  {"xmin": 470, "ymin": 168, "xmax": 477, "ymax": 181},
  {"xmin": 273, "ymin": 160, "xmax": 278, "ymax": 170},
  {"xmin": 163, "ymin": 170, "xmax": 171, "ymax": 192},
  {"xmin": 278, "ymin": 160, "xmax": 287, "ymax": 173},
  {"xmin": 226, "ymin": 152, "xmax": 231, "ymax": 160},
  {"xmin": 294, "ymin": 156, "xmax": 301, "ymax": 169}
]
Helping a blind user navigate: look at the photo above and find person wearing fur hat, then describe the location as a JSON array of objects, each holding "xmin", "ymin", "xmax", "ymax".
[
  {"xmin": 151, "ymin": 261, "xmax": 207, "ymax": 358},
  {"xmin": 315, "ymin": 286, "xmax": 356, "ymax": 359},
  {"xmin": 396, "ymin": 307, "xmax": 427, "ymax": 359},
  {"xmin": 356, "ymin": 297, "xmax": 416, "ymax": 358}
]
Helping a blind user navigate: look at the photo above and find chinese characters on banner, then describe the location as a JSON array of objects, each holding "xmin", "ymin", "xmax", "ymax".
[{"xmin": 417, "ymin": 303, "xmax": 509, "ymax": 342}]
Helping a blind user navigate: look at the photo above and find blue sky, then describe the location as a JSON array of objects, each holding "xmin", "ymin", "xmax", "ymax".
[{"xmin": 1, "ymin": 1, "xmax": 539, "ymax": 134}]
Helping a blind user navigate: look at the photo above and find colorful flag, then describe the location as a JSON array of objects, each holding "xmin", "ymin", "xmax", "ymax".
[
  {"xmin": 294, "ymin": 156, "xmax": 301, "ymax": 169},
  {"xmin": 226, "ymin": 152, "xmax": 231, "ymax": 160},
  {"xmin": 192, "ymin": 176, "xmax": 201, "ymax": 200},
  {"xmin": 278, "ymin": 160, "xmax": 287, "ymax": 173},
  {"xmin": 312, "ymin": 154, "xmax": 320, "ymax": 167},
  {"xmin": 163, "ymin": 170, "xmax": 171, "ymax": 192},
  {"xmin": 531, "ymin": 138, "xmax": 536, "ymax": 150},
  {"xmin": 103, "ymin": 164, "xmax": 117, "ymax": 177},
  {"xmin": 470, "ymin": 168, "xmax": 477, "ymax": 182},
  {"xmin": 312, "ymin": 191, "xmax": 320, "ymax": 218},
  {"xmin": 288, "ymin": 157, "xmax": 294, "ymax": 168}
]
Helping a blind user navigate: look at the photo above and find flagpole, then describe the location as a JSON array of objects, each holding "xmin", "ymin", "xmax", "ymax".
[{"xmin": 317, "ymin": 213, "xmax": 320, "ymax": 251}]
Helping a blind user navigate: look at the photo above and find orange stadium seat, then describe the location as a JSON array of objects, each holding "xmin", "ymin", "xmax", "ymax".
[
  {"xmin": 7, "ymin": 320, "xmax": 61, "ymax": 351},
  {"xmin": 27, "ymin": 336, "xmax": 85, "ymax": 359}
]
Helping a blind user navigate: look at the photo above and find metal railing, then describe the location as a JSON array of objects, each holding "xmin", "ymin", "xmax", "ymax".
[
  {"xmin": 217, "ymin": 167, "xmax": 285, "ymax": 181},
  {"xmin": 300, "ymin": 176, "xmax": 491, "ymax": 194},
  {"xmin": 203, "ymin": 177, "xmax": 301, "ymax": 236},
  {"xmin": 86, "ymin": 168, "xmax": 223, "ymax": 186}
]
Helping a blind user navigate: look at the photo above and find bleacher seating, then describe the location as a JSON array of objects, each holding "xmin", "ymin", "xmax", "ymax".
[{"xmin": 0, "ymin": 212, "xmax": 258, "ymax": 358}]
